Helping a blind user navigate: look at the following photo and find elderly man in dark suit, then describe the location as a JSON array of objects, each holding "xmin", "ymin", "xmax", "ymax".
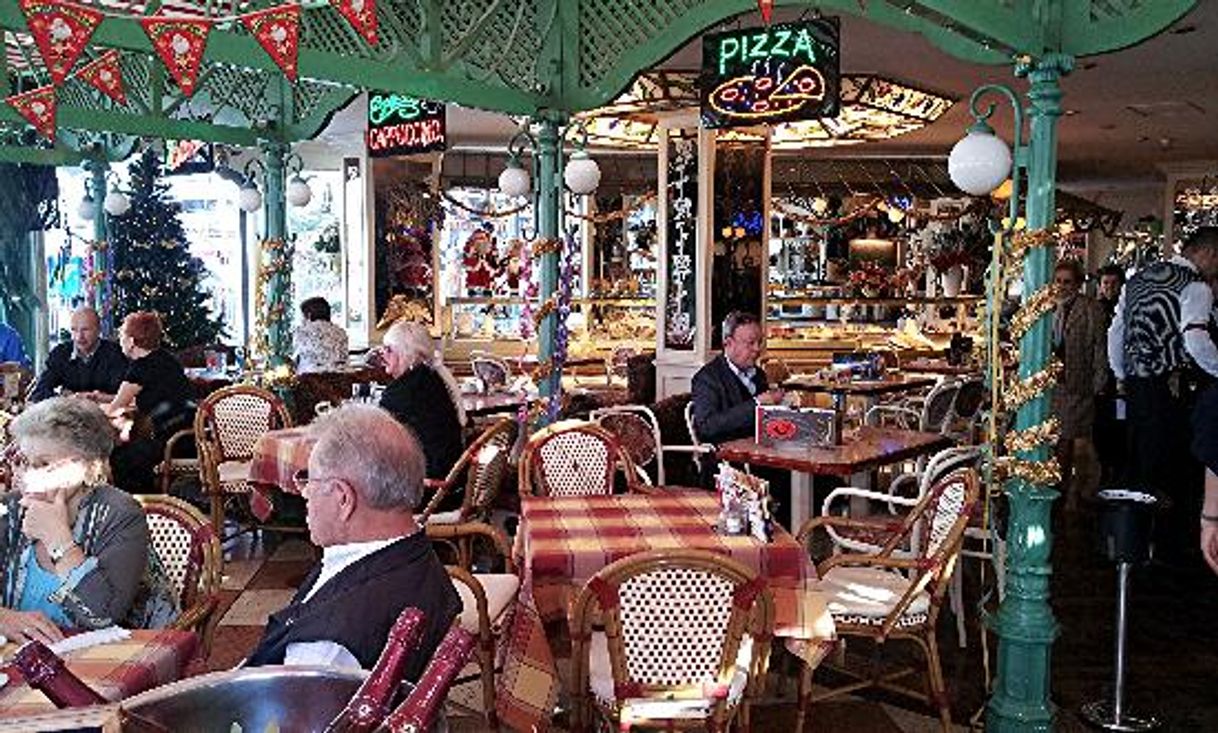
[{"xmin": 691, "ymin": 311, "xmax": 784, "ymax": 445}]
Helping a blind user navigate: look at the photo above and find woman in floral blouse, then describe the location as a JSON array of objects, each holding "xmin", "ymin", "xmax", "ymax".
[{"xmin": 294, "ymin": 297, "xmax": 350, "ymax": 374}]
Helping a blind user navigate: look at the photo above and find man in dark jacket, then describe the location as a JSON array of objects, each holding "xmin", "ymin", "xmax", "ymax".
[
  {"xmin": 29, "ymin": 307, "xmax": 128, "ymax": 402},
  {"xmin": 246, "ymin": 404, "xmax": 459, "ymax": 678},
  {"xmin": 691, "ymin": 311, "xmax": 783, "ymax": 444}
]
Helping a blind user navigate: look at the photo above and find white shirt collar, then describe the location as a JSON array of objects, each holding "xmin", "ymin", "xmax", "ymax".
[
  {"xmin": 725, "ymin": 357, "xmax": 756, "ymax": 380},
  {"xmin": 304, "ymin": 534, "xmax": 408, "ymax": 603}
]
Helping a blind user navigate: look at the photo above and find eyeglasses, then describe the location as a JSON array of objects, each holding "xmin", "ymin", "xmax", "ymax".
[{"xmin": 292, "ymin": 468, "xmax": 340, "ymax": 496}]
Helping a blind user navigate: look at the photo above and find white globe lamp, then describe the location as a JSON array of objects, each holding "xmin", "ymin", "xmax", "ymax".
[
  {"xmin": 287, "ymin": 175, "xmax": 313, "ymax": 208},
  {"xmin": 498, "ymin": 159, "xmax": 531, "ymax": 198},
  {"xmin": 948, "ymin": 121, "xmax": 1012, "ymax": 196},
  {"xmin": 239, "ymin": 181, "xmax": 263, "ymax": 213},
  {"xmin": 563, "ymin": 150, "xmax": 601, "ymax": 195},
  {"xmin": 77, "ymin": 194, "xmax": 97, "ymax": 221},
  {"xmin": 103, "ymin": 188, "xmax": 130, "ymax": 217}
]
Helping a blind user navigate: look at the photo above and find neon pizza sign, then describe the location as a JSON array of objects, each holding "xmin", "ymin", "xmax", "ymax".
[
  {"xmin": 700, "ymin": 18, "xmax": 840, "ymax": 129},
  {"xmin": 366, "ymin": 93, "xmax": 447, "ymax": 158}
]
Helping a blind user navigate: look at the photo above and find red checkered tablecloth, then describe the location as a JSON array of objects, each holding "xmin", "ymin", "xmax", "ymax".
[
  {"xmin": 495, "ymin": 492, "xmax": 836, "ymax": 732},
  {"xmin": 0, "ymin": 629, "xmax": 199, "ymax": 718},
  {"xmin": 247, "ymin": 427, "xmax": 316, "ymax": 520}
]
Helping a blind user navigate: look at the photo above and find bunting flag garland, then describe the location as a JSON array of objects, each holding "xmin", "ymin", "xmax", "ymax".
[
  {"xmin": 6, "ymin": 85, "xmax": 57, "ymax": 142},
  {"xmin": 18, "ymin": 0, "xmax": 104, "ymax": 85},
  {"xmin": 140, "ymin": 16, "xmax": 211, "ymax": 96},
  {"xmin": 329, "ymin": 0, "xmax": 378, "ymax": 47},
  {"xmin": 241, "ymin": 4, "xmax": 301, "ymax": 81},
  {"xmin": 757, "ymin": 0, "xmax": 774, "ymax": 24},
  {"xmin": 75, "ymin": 50, "xmax": 126, "ymax": 105}
]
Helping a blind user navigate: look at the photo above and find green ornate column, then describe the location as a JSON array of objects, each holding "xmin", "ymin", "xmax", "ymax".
[
  {"xmin": 988, "ymin": 52, "xmax": 1074, "ymax": 733},
  {"xmin": 535, "ymin": 116, "xmax": 562, "ymax": 404},
  {"xmin": 259, "ymin": 140, "xmax": 293, "ymax": 367},
  {"xmin": 84, "ymin": 160, "xmax": 110, "ymax": 333}
]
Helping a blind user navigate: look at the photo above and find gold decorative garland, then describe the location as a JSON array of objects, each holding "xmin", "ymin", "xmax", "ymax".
[
  {"xmin": 1001, "ymin": 360, "xmax": 1063, "ymax": 412},
  {"xmin": 1008, "ymin": 284, "xmax": 1057, "ymax": 343},
  {"xmin": 566, "ymin": 192, "xmax": 658, "ymax": 223},
  {"xmin": 530, "ymin": 238, "xmax": 562, "ymax": 257},
  {"xmin": 440, "ymin": 191, "xmax": 530, "ymax": 219},
  {"xmin": 1003, "ymin": 417, "xmax": 1061, "ymax": 454},
  {"xmin": 994, "ymin": 456, "xmax": 1062, "ymax": 487},
  {"xmin": 253, "ymin": 238, "xmax": 291, "ymax": 362}
]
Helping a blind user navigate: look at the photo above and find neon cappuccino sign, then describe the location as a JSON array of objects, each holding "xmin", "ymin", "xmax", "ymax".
[{"xmin": 366, "ymin": 93, "xmax": 447, "ymax": 158}]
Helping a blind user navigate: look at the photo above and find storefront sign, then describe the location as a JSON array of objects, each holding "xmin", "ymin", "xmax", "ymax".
[
  {"xmin": 664, "ymin": 130, "xmax": 698, "ymax": 350},
  {"xmin": 700, "ymin": 18, "xmax": 840, "ymax": 129},
  {"xmin": 366, "ymin": 92, "xmax": 447, "ymax": 158}
]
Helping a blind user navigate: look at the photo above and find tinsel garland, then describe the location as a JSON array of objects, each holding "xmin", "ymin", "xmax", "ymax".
[
  {"xmin": 441, "ymin": 191, "xmax": 530, "ymax": 219},
  {"xmin": 252, "ymin": 237, "xmax": 293, "ymax": 363},
  {"xmin": 566, "ymin": 192, "xmax": 658, "ymax": 224},
  {"xmin": 986, "ymin": 224, "xmax": 1063, "ymax": 491},
  {"xmin": 1001, "ymin": 360, "xmax": 1063, "ymax": 412},
  {"xmin": 1003, "ymin": 417, "xmax": 1061, "ymax": 454}
]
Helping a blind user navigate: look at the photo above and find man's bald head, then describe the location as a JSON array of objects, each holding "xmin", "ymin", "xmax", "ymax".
[{"xmin": 69, "ymin": 307, "xmax": 102, "ymax": 355}]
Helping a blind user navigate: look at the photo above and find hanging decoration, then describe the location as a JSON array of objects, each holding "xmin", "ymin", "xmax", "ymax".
[
  {"xmin": 329, "ymin": 0, "xmax": 378, "ymax": 47},
  {"xmin": 75, "ymin": 49, "xmax": 126, "ymax": 105},
  {"xmin": 241, "ymin": 4, "xmax": 301, "ymax": 81},
  {"xmin": 252, "ymin": 237, "xmax": 294, "ymax": 363},
  {"xmin": 6, "ymin": 85, "xmax": 57, "ymax": 142},
  {"xmin": 140, "ymin": 16, "xmax": 212, "ymax": 97},
  {"xmin": 19, "ymin": 0, "xmax": 104, "ymax": 85},
  {"xmin": 756, "ymin": 0, "xmax": 774, "ymax": 24}
]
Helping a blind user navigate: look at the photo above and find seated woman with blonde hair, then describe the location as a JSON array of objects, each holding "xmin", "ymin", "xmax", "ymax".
[
  {"xmin": 378, "ymin": 321, "xmax": 466, "ymax": 486},
  {"xmin": 1, "ymin": 397, "xmax": 176, "ymax": 642}
]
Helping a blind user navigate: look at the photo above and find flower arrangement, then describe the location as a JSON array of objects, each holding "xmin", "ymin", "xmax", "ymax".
[
  {"xmin": 848, "ymin": 261, "xmax": 890, "ymax": 297},
  {"xmin": 892, "ymin": 266, "xmax": 922, "ymax": 296},
  {"xmin": 928, "ymin": 219, "xmax": 990, "ymax": 272}
]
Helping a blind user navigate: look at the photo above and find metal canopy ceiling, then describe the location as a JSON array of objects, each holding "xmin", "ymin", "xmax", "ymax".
[{"xmin": 0, "ymin": 0, "xmax": 1198, "ymax": 158}]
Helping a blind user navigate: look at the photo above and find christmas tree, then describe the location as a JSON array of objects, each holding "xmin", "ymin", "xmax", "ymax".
[{"xmin": 110, "ymin": 148, "xmax": 225, "ymax": 348}]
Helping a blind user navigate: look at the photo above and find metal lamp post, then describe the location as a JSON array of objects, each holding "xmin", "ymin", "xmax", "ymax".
[{"xmin": 948, "ymin": 54, "xmax": 1074, "ymax": 733}]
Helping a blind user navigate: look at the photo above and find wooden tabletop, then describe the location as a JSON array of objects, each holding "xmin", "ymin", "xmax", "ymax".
[
  {"xmin": 902, "ymin": 358, "xmax": 981, "ymax": 376},
  {"xmin": 462, "ymin": 391, "xmax": 530, "ymax": 417},
  {"xmin": 716, "ymin": 427, "xmax": 953, "ymax": 477},
  {"xmin": 782, "ymin": 373, "xmax": 937, "ymax": 396}
]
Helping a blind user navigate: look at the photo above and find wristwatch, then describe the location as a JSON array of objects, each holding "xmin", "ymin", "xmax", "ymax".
[{"xmin": 47, "ymin": 541, "xmax": 73, "ymax": 563}]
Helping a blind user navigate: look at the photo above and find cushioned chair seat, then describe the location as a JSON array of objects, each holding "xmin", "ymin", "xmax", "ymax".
[
  {"xmin": 819, "ymin": 565, "xmax": 931, "ymax": 628},
  {"xmin": 424, "ymin": 509, "xmax": 463, "ymax": 525},
  {"xmin": 217, "ymin": 460, "xmax": 252, "ymax": 487},
  {"xmin": 587, "ymin": 632, "xmax": 752, "ymax": 715},
  {"xmin": 454, "ymin": 573, "xmax": 519, "ymax": 633}
]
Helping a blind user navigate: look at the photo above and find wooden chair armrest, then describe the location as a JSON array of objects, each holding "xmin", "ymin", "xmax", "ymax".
[
  {"xmin": 426, "ymin": 521, "xmax": 516, "ymax": 573},
  {"xmin": 817, "ymin": 552, "xmax": 924, "ymax": 576},
  {"xmin": 171, "ymin": 596, "xmax": 218, "ymax": 632},
  {"xmin": 797, "ymin": 514, "xmax": 906, "ymax": 544}
]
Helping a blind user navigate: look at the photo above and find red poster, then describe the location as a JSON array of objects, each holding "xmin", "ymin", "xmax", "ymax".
[
  {"xmin": 140, "ymin": 16, "xmax": 212, "ymax": 97},
  {"xmin": 6, "ymin": 85, "xmax": 57, "ymax": 142},
  {"xmin": 18, "ymin": 0, "xmax": 104, "ymax": 85},
  {"xmin": 329, "ymin": 0, "xmax": 377, "ymax": 47},
  {"xmin": 242, "ymin": 4, "xmax": 301, "ymax": 81},
  {"xmin": 76, "ymin": 50, "xmax": 127, "ymax": 106}
]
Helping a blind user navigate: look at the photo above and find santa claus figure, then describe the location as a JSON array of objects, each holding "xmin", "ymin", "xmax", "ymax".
[{"xmin": 462, "ymin": 228, "xmax": 497, "ymax": 293}]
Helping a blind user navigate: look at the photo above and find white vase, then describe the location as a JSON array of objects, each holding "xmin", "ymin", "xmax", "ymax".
[{"xmin": 940, "ymin": 265, "xmax": 964, "ymax": 298}]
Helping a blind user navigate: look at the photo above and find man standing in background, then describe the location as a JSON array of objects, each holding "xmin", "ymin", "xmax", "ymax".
[{"xmin": 1093, "ymin": 264, "xmax": 1127, "ymax": 486}]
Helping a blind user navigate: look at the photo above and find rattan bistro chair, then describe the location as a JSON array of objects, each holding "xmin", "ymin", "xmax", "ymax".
[
  {"xmin": 194, "ymin": 385, "xmax": 292, "ymax": 537},
  {"xmin": 570, "ymin": 549, "xmax": 774, "ymax": 732},
  {"xmin": 417, "ymin": 418, "xmax": 519, "ymax": 567},
  {"xmin": 136, "ymin": 495, "xmax": 222, "ymax": 654},
  {"xmin": 796, "ymin": 468, "xmax": 981, "ymax": 730},
  {"xmin": 427, "ymin": 521, "xmax": 519, "ymax": 730},
  {"xmin": 591, "ymin": 405, "xmax": 712, "ymax": 487},
  {"xmin": 517, "ymin": 420, "xmax": 643, "ymax": 497}
]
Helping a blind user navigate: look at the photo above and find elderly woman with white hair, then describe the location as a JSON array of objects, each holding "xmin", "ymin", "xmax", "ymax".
[
  {"xmin": 0, "ymin": 398, "xmax": 176, "ymax": 643},
  {"xmin": 377, "ymin": 322, "xmax": 465, "ymax": 488}
]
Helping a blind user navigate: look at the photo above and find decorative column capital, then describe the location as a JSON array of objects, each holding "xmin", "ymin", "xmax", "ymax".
[{"xmin": 1015, "ymin": 53, "xmax": 1075, "ymax": 82}]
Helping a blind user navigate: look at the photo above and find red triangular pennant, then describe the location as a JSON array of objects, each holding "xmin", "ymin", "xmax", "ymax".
[
  {"xmin": 6, "ymin": 85, "xmax": 57, "ymax": 142},
  {"xmin": 76, "ymin": 50, "xmax": 127, "ymax": 106},
  {"xmin": 757, "ymin": 0, "xmax": 774, "ymax": 24},
  {"xmin": 140, "ymin": 16, "xmax": 212, "ymax": 97},
  {"xmin": 18, "ymin": 0, "xmax": 104, "ymax": 85},
  {"xmin": 241, "ymin": 4, "xmax": 301, "ymax": 82},
  {"xmin": 329, "ymin": 0, "xmax": 377, "ymax": 47}
]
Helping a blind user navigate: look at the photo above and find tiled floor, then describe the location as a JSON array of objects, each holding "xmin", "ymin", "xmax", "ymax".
[{"xmin": 204, "ymin": 504, "xmax": 1218, "ymax": 732}]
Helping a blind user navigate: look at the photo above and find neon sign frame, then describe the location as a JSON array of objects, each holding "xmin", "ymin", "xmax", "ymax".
[
  {"xmin": 700, "ymin": 18, "xmax": 840, "ymax": 129},
  {"xmin": 366, "ymin": 92, "xmax": 447, "ymax": 158}
]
